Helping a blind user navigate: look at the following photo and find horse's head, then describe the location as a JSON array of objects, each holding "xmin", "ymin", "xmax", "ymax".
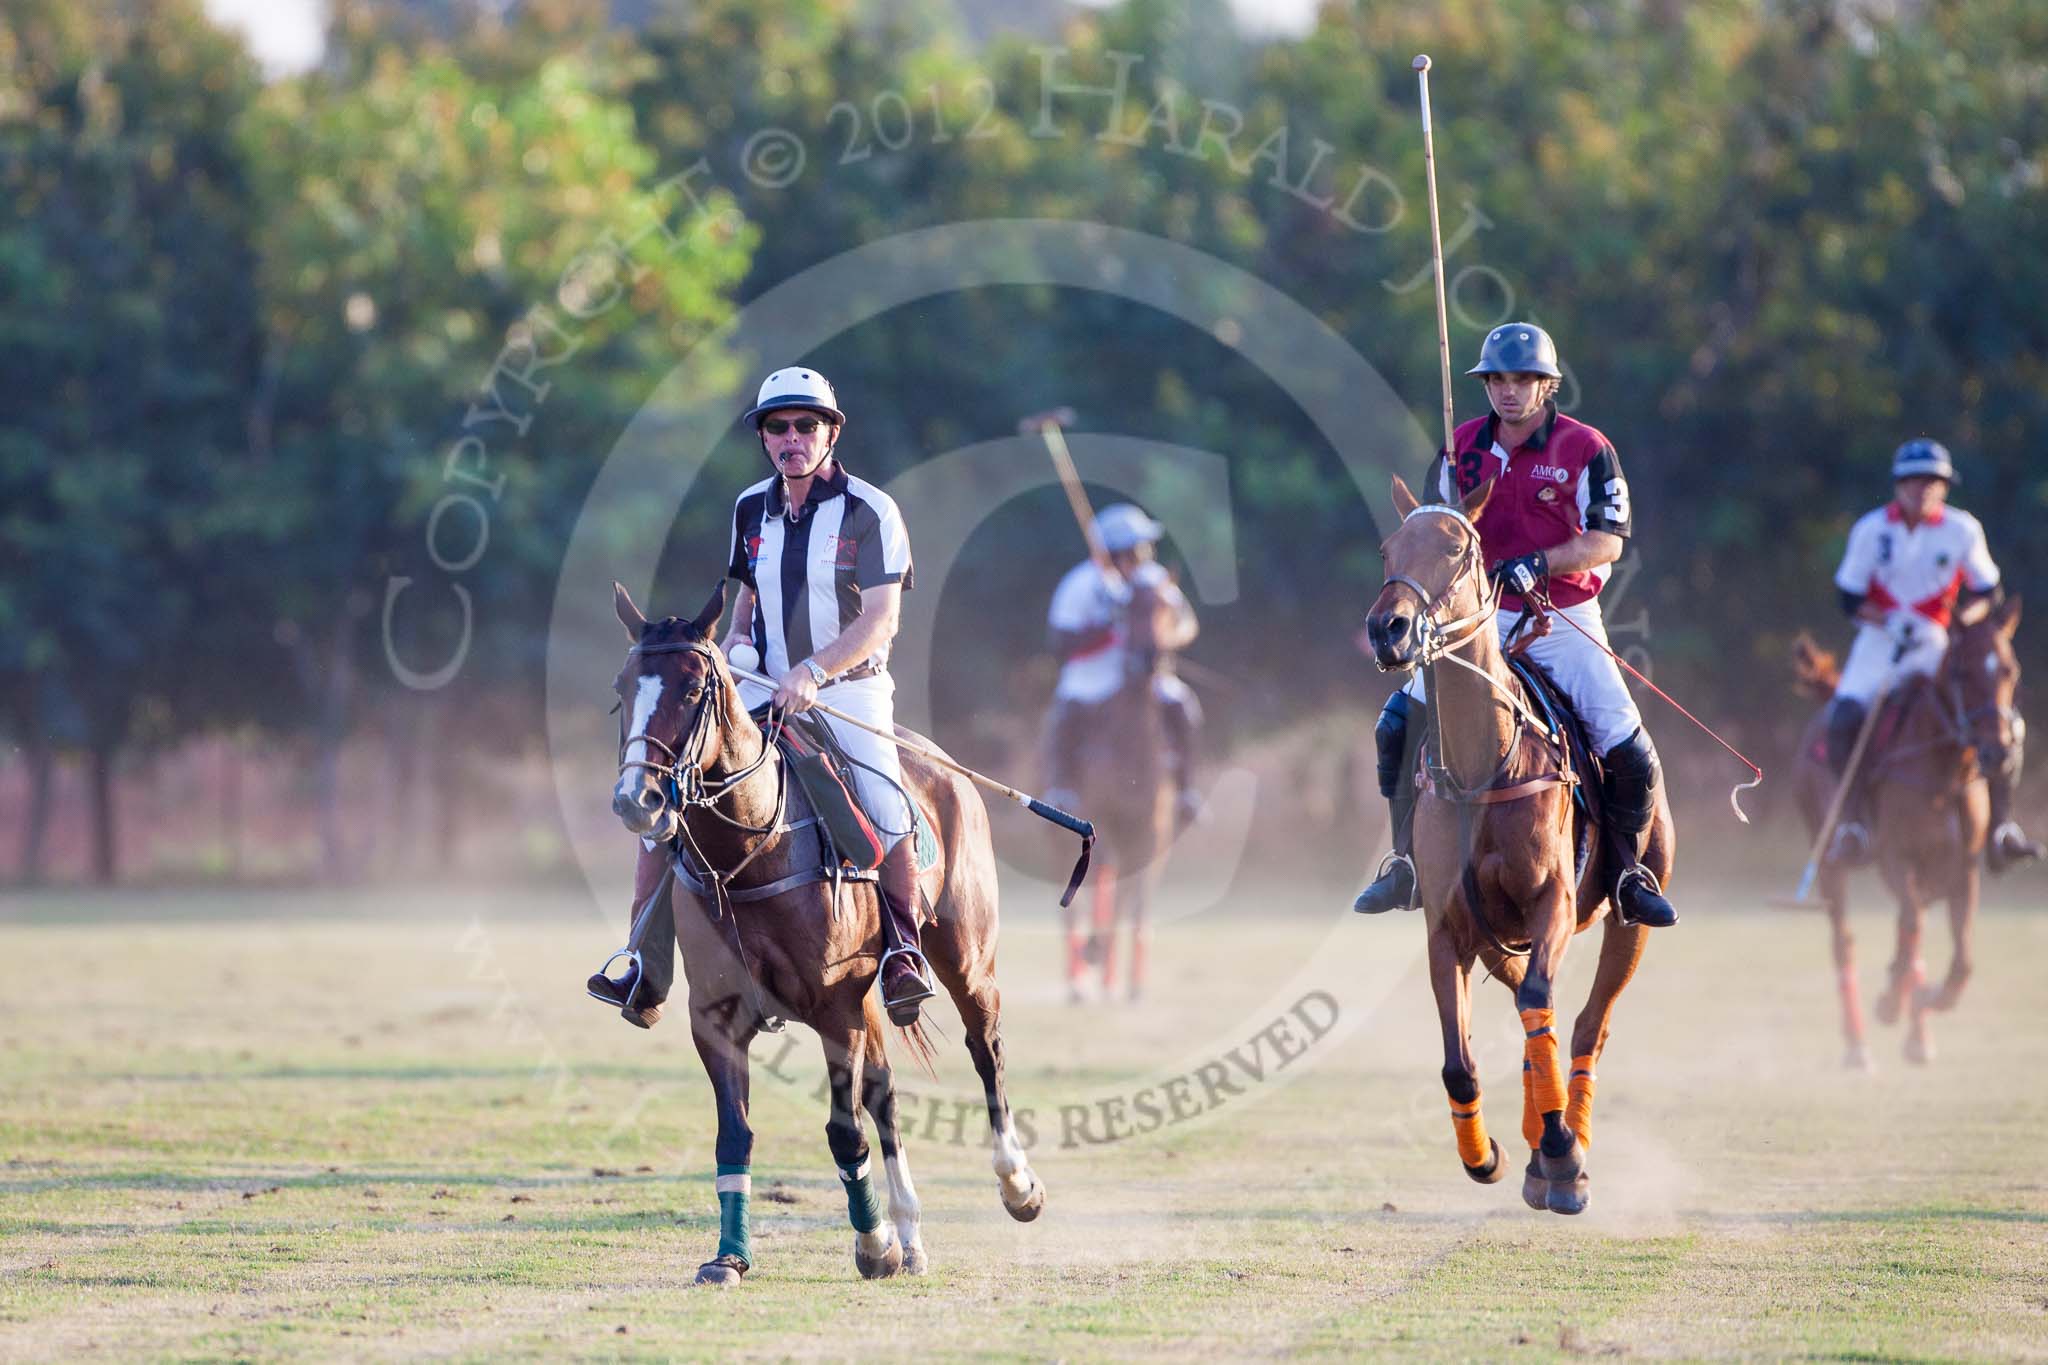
[
  {"xmin": 609, "ymin": 580, "xmax": 735, "ymax": 839},
  {"xmin": 1364, "ymin": 474, "xmax": 1495, "ymax": 671},
  {"xmin": 1943, "ymin": 591, "xmax": 2023, "ymax": 768}
]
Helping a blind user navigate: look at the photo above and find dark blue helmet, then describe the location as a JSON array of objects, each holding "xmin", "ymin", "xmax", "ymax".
[
  {"xmin": 1891, "ymin": 438, "xmax": 1956, "ymax": 484},
  {"xmin": 1467, "ymin": 323, "xmax": 1562, "ymax": 379}
]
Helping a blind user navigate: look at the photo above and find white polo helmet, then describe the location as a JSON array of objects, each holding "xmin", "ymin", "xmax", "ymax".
[
  {"xmin": 742, "ymin": 367, "xmax": 846, "ymax": 428},
  {"xmin": 1094, "ymin": 503, "xmax": 1163, "ymax": 553}
]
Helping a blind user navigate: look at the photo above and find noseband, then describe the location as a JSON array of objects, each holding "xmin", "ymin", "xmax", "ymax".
[{"xmin": 1379, "ymin": 504, "xmax": 1499, "ymax": 668}]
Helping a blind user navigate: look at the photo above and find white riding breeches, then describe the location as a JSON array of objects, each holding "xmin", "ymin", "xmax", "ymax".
[
  {"xmin": 1832, "ymin": 617, "xmax": 1947, "ymax": 706},
  {"xmin": 738, "ymin": 672, "xmax": 914, "ymax": 851},
  {"xmin": 1401, "ymin": 597, "xmax": 1644, "ymax": 755}
]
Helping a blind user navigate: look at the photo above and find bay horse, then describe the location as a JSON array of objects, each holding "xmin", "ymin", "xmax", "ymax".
[
  {"xmin": 603, "ymin": 582, "xmax": 1044, "ymax": 1286},
  {"xmin": 1064, "ymin": 567, "xmax": 1185, "ymax": 1002},
  {"xmin": 1789, "ymin": 594, "xmax": 2022, "ymax": 1067},
  {"xmin": 1364, "ymin": 475, "xmax": 1673, "ymax": 1216}
]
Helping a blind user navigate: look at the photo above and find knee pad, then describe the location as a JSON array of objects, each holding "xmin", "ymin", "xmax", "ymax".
[
  {"xmin": 1602, "ymin": 728, "xmax": 1660, "ymax": 831},
  {"xmin": 1376, "ymin": 692, "xmax": 1424, "ymax": 798}
]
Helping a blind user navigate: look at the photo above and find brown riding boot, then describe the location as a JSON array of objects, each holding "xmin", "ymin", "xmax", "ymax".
[
  {"xmin": 876, "ymin": 838, "xmax": 936, "ymax": 1025},
  {"xmin": 587, "ymin": 842, "xmax": 676, "ymax": 1028}
]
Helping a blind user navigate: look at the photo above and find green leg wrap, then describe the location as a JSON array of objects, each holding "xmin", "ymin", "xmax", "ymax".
[
  {"xmin": 838, "ymin": 1159, "xmax": 884, "ymax": 1234},
  {"xmin": 714, "ymin": 1163, "xmax": 752, "ymax": 1266}
]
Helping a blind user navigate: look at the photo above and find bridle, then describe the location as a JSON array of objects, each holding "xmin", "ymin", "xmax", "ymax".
[
  {"xmin": 1379, "ymin": 504, "xmax": 1499, "ymax": 669},
  {"xmin": 616, "ymin": 638, "xmax": 780, "ymax": 824},
  {"xmin": 1379, "ymin": 505, "xmax": 1548, "ymax": 734}
]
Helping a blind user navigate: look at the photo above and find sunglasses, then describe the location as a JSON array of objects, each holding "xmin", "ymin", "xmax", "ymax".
[{"xmin": 760, "ymin": 416, "xmax": 830, "ymax": 435}]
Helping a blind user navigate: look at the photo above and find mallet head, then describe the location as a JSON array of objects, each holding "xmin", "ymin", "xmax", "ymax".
[{"xmin": 1413, "ymin": 54, "xmax": 1431, "ymax": 72}]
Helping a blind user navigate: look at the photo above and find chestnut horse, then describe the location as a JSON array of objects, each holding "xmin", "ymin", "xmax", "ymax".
[
  {"xmin": 1789, "ymin": 594, "xmax": 2023, "ymax": 1067},
  {"xmin": 603, "ymin": 583, "xmax": 1043, "ymax": 1286},
  {"xmin": 1064, "ymin": 569, "xmax": 1185, "ymax": 1002},
  {"xmin": 1364, "ymin": 476, "xmax": 1672, "ymax": 1216}
]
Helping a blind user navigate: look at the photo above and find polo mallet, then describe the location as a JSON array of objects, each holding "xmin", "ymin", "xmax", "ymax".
[
  {"xmin": 1020, "ymin": 407, "xmax": 1120, "ymax": 585},
  {"xmin": 729, "ymin": 663, "xmax": 1097, "ymax": 906},
  {"xmin": 1775, "ymin": 639, "xmax": 1908, "ymax": 908},
  {"xmin": 1414, "ymin": 54, "xmax": 1459, "ymax": 463}
]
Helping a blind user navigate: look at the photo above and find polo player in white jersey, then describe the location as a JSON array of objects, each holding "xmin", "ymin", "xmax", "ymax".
[
  {"xmin": 1825, "ymin": 438, "xmax": 2042, "ymax": 872},
  {"xmin": 715, "ymin": 367, "xmax": 936, "ymax": 1023}
]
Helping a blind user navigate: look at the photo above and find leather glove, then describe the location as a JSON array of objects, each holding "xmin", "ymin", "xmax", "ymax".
[{"xmin": 1494, "ymin": 550, "xmax": 1549, "ymax": 599}]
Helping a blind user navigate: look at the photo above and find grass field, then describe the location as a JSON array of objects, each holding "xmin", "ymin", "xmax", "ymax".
[{"xmin": 4, "ymin": 870, "xmax": 2047, "ymax": 1362}]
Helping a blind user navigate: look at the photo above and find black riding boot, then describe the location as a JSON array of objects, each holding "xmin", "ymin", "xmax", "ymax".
[
  {"xmin": 1042, "ymin": 698, "xmax": 1085, "ymax": 810},
  {"xmin": 1985, "ymin": 740, "xmax": 2044, "ymax": 875},
  {"xmin": 1354, "ymin": 692, "xmax": 1423, "ymax": 914},
  {"xmin": 1824, "ymin": 696, "xmax": 1872, "ymax": 865},
  {"xmin": 1603, "ymin": 728, "xmax": 1679, "ymax": 928},
  {"xmin": 877, "ymin": 838, "xmax": 936, "ymax": 1025},
  {"xmin": 1161, "ymin": 686, "xmax": 1203, "ymax": 826}
]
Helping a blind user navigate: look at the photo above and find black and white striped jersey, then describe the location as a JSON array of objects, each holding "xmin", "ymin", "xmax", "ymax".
[{"xmin": 725, "ymin": 462, "xmax": 914, "ymax": 679}]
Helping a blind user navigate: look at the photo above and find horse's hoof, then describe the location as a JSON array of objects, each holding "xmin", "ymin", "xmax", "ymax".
[
  {"xmin": 900, "ymin": 1240, "xmax": 929, "ymax": 1275},
  {"xmin": 1538, "ymin": 1139, "xmax": 1585, "ymax": 1184},
  {"xmin": 1001, "ymin": 1173, "xmax": 1046, "ymax": 1223},
  {"xmin": 854, "ymin": 1227, "xmax": 902, "ymax": 1279},
  {"xmin": 1546, "ymin": 1171, "xmax": 1591, "ymax": 1216},
  {"xmin": 1464, "ymin": 1138, "xmax": 1506, "ymax": 1185},
  {"xmin": 693, "ymin": 1256, "xmax": 745, "ymax": 1287},
  {"xmin": 1904, "ymin": 1032, "xmax": 1935, "ymax": 1066},
  {"xmin": 1521, "ymin": 1153, "xmax": 1548, "ymax": 1211},
  {"xmin": 1843, "ymin": 1040, "xmax": 1876, "ymax": 1073}
]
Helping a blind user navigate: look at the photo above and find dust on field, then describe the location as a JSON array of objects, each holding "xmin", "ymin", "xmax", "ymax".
[{"xmin": 2, "ymin": 872, "xmax": 2046, "ymax": 1362}]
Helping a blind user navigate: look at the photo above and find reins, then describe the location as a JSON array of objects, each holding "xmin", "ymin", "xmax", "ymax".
[{"xmin": 1380, "ymin": 505, "xmax": 1561, "ymax": 799}]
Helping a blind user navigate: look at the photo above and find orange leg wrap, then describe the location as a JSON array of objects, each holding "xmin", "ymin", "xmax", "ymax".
[
  {"xmin": 1520, "ymin": 1060, "xmax": 1541, "ymax": 1149},
  {"xmin": 1564, "ymin": 1054, "xmax": 1596, "ymax": 1149},
  {"xmin": 1449, "ymin": 1092, "xmax": 1492, "ymax": 1169},
  {"xmin": 1520, "ymin": 1007, "xmax": 1566, "ymax": 1116}
]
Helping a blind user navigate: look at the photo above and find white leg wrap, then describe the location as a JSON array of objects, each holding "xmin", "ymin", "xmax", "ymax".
[{"xmin": 991, "ymin": 1122, "xmax": 1035, "ymax": 1201}]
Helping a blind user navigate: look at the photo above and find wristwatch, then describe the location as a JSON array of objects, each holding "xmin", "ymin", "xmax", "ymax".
[{"xmin": 802, "ymin": 658, "xmax": 828, "ymax": 687}]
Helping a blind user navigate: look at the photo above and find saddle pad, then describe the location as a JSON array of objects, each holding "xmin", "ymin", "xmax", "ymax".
[
  {"xmin": 1504, "ymin": 653, "xmax": 1597, "ymax": 890},
  {"xmin": 771, "ymin": 713, "xmax": 887, "ymax": 872},
  {"xmin": 748, "ymin": 704, "xmax": 941, "ymax": 876}
]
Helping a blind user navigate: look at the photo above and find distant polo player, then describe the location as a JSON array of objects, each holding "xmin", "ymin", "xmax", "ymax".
[{"xmin": 1823, "ymin": 438, "xmax": 2042, "ymax": 872}]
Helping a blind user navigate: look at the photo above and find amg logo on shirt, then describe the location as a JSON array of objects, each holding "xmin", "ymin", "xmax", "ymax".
[
  {"xmin": 1529, "ymin": 464, "xmax": 1571, "ymax": 483},
  {"xmin": 820, "ymin": 535, "xmax": 861, "ymax": 569},
  {"xmin": 746, "ymin": 534, "xmax": 764, "ymax": 568}
]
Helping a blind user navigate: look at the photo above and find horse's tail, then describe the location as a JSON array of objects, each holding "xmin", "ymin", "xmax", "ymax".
[
  {"xmin": 1791, "ymin": 632, "xmax": 1841, "ymax": 698},
  {"xmin": 863, "ymin": 993, "xmax": 940, "ymax": 1082}
]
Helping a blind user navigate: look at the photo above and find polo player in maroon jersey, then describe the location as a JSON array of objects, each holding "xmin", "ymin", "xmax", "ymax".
[{"xmin": 1353, "ymin": 322, "xmax": 1679, "ymax": 929}]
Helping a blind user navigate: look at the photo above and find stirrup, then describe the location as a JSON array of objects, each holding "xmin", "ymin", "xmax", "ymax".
[
  {"xmin": 878, "ymin": 945, "xmax": 937, "ymax": 1023},
  {"xmin": 1828, "ymin": 820, "xmax": 1872, "ymax": 867},
  {"xmin": 1994, "ymin": 820, "xmax": 2042, "ymax": 857},
  {"xmin": 1613, "ymin": 865, "xmax": 1678, "ymax": 928},
  {"xmin": 586, "ymin": 947, "xmax": 645, "ymax": 1009},
  {"xmin": 1352, "ymin": 851, "xmax": 1418, "ymax": 914}
]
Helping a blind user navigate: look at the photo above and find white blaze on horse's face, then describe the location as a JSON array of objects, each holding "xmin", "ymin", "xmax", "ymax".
[{"xmin": 614, "ymin": 673, "xmax": 665, "ymax": 804}]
